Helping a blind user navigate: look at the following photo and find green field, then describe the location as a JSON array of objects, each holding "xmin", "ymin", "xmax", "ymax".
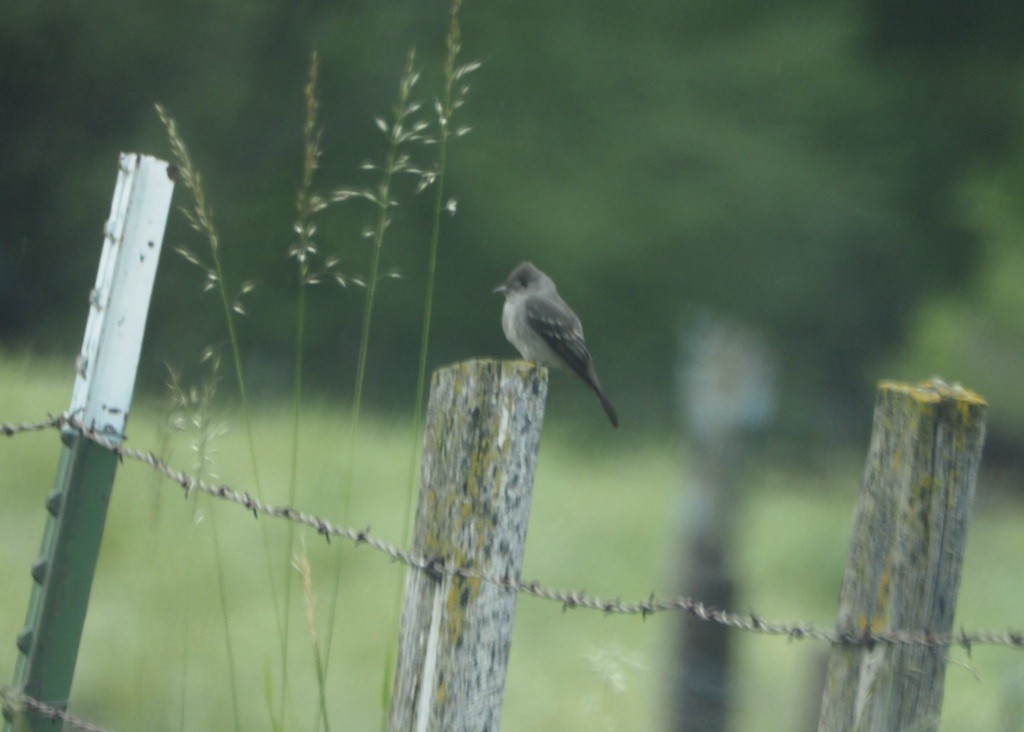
[{"xmin": 1, "ymin": 351, "xmax": 1022, "ymax": 730}]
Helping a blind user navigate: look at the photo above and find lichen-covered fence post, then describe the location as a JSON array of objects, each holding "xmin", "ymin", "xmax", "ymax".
[
  {"xmin": 3, "ymin": 154, "xmax": 174, "ymax": 731},
  {"xmin": 818, "ymin": 379, "xmax": 987, "ymax": 731},
  {"xmin": 387, "ymin": 359, "xmax": 548, "ymax": 732}
]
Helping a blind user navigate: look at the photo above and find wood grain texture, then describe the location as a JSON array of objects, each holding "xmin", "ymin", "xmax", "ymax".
[
  {"xmin": 818, "ymin": 380, "xmax": 987, "ymax": 731},
  {"xmin": 388, "ymin": 359, "xmax": 548, "ymax": 732}
]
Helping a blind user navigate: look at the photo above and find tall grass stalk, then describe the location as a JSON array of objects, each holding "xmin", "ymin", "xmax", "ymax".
[
  {"xmin": 156, "ymin": 104, "xmax": 284, "ymax": 721},
  {"xmin": 346, "ymin": 48, "xmax": 426, "ymax": 520},
  {"xmin": 163, "ymin": 368, "xmax": 191, "ymax": 732},
  {"xmin": 294, "ymin": 541, "xmax": 330, "ymax": 732},
  {"xmin": 206, "ymin": 506, "xmax": 241, "ymax": 731},
  {"xmin": 320, "ymin": 49, "xmax": 429, "ymax": 679},
  {"xmin": 177, "ymin": 605, "xmax": 189, "ymax": 732},
  {"xmin": 155, "ymin": 105, "xmax": 266, "ymax": 507},
  {"xmin": 385, "ymin": 0, "xmax": 478, "ymax": 716},
  {"xmin": 280, "ymin": 50, "xmax": 338, "ymax": 730},
  {"xmin": 405, "ymin": 0, "xmax": 477, "ymax": 544},
  {"xmin": 168, "ymin": 353, "xmax": 242, "ymax": 731}
]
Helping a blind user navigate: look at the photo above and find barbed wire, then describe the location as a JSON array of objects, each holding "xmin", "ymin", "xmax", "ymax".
[
  {"xmin": 1, "ymin": 689, "xmax": 110, "ymax": 732},
  {"xmin": 4, "ymin": 412, "xmax": 1024, "ymax": 653},
  {"xmin": 0, "ymin": 414, "xmax": 66, "ymax": 437}
]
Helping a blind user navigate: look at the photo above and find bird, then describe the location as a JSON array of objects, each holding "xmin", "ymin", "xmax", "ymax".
[{"xmin": 494, "ymin": 261, "xmax": 619, "ymax": 427}]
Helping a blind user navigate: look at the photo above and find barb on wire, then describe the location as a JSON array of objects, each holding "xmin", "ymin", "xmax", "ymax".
[
  {"xmin": 0, "ymin": 413, "xmax": 65, "ymax": 436},
  {"xmin": 5, "ymin": 412, "xmax": 1024, "ymax": 652},
  {"xmin": 1, "ymin": 690, "xmax": 111, "ymax": 732}
]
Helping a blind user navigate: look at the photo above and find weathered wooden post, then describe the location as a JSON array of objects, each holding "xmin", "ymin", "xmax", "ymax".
[
  {"xmin": 818, "ymin": 379, "xmax": 987, "ymax": 731},
  {"xmin": 388, "ymin": 359, "xmax": 548, "ymax": 732}
]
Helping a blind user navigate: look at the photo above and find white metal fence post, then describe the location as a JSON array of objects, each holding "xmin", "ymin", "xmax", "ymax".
[{"xmin": 4, "ymin": 154, "xmax": 174, "ymax": 731}]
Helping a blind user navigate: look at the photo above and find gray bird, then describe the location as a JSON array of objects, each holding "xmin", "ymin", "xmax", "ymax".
[{"xmin": 494, "ymin": 262, "xmax": 619, "ymax": 427}]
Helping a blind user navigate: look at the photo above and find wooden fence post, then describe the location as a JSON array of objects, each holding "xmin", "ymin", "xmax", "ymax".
[
  {"xmin": 387, "ymin": 359, "xmax": 548, "ymax": 732},
  {"xmin": 672, "ymin": 318, "xmax": 776, "ymax": 732},
  {"xmin": 818, "ymin": 379, "xmax": 987, "ymax": 731},
  {"xmin": 3, "ymin": 154, "xmax": 174, "ymax": 731}
]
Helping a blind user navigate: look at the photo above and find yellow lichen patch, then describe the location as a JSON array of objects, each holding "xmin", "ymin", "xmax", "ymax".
[
  {"xmin": 880, "ymin": 379, "xmax": 987, "ymax": 409},
  {"xmin": 870, "ymin": 613, "xmax": 887, "ymax": 636},
  {"xmin": 912, "ymin": 472, "xmax": 935, "ymax": 501},
  {"xmin": 446, "ymin": 580, "xmax": 462, "ymax": 617},
  {"xmin": 956, "ymin": 397, "xmax": 986, "ymax": 421},
  {"xmin": 876, "ymin": 569, "xmax": 890, "ymax": 605},
  {"xmin": 872, "ymin": 569, "xmax": 892, "ymax": 635},
  {"xmin": 855, "ymin": 607, "xmax": 890, "ymax": 637},
  {"xmin": 443, "ymin": 575, "xmax": 483, "ymax": 649}
]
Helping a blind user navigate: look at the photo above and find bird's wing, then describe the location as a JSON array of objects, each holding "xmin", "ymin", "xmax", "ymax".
[{"xmin": 524, "ymin": 295, "xmax": 592, "ymax": 379}]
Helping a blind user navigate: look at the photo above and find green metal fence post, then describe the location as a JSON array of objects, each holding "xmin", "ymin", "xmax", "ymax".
[{"xmin": 3, "ymin": 153, "xmax": 175, "ymax": 731}]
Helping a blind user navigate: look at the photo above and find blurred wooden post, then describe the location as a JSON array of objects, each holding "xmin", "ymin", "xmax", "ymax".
[
  {"xmin": 818, "ymin": 380, "xmax": 987, "ymax": 731},
  {"xmin": 672, "ymin": 318, "xmax": 776, "ymax": 732},
  {"xmin": 387, "ymin": 359, "xmax": 548, "ymax": 732}
]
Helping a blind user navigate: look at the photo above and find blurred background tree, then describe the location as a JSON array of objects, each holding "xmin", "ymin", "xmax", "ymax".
[{"xmin": 2, "ymin": 0, "xmax": 1023, "ymax": 443}]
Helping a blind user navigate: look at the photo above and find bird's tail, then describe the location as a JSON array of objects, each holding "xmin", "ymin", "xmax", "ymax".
[
  {"xmin": 584, "ymin": 367, "xmax": 619, "ymax": 428},
  {"xmin": 596, "ymin": 387, "xmax": 619, "ymax": 428}
]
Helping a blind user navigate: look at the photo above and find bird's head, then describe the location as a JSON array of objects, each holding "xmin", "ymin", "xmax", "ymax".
[{"xmin": 493, "ymin": 262, "xmax": 553, "ymax": 298}]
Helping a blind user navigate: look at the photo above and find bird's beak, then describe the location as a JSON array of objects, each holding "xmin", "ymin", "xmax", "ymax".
[{"xmin": 492, "ymin": 284, "xmax": 506, "ymax": 295}]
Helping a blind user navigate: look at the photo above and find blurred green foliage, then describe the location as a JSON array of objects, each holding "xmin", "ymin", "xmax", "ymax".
[{"xmin": 2, "ymin": 0, "xmax": 1023, "ymax": 438}]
